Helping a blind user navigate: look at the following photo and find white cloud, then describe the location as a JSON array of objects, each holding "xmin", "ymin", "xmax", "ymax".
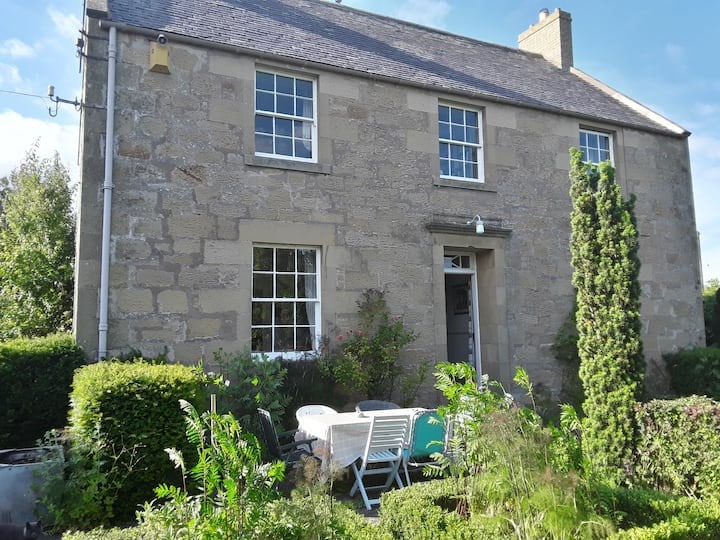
[
  {"xmin": 0, "ymin": 38, "xmax": 35, "ymax": 58},
  {"xmin": 48, "ymin": 7, "xmax": 82, "ymax": 41},
  {"xmin": 396, "ymin": 0, "xmax": 451, "ymax": 28},
  {"xmin": 0, "ymin": 63, "xmax": 22, "ymax": 86},
  {"xmin": 0, "ymin": 110, "xmax": 80, "ymax": 187}
]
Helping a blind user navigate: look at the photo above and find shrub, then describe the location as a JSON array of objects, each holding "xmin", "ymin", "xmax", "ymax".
[
  {"xmin": 39, "ymin": 360, "xmax": 207, "ymax": 528},
  {"xmin": 632, "ymin": 396, "xmax": 720, "ymax": 499},
  {"xmin": 281, "ymin": 357, "xmax": 342, "ymax": 426},
  {"xmin": 703, "ymin": 281, "xmax": 719, "ymax": 347},
  {"xmin": 320, "ymin": 288, "xmax": 420, "ymax": 403},
  {"xmin": 61, "ymin": 527, "xmax": 147, "ymax": 539},
  {"xmin": 137, "ymin": 400, "xmax": 284, "ymax": 538},
  {"xmin": 426, "ymin": 363, "xmax": 613, "ymax": 539},
  {"xmin": 213, "ymin": 347, "xmax": 291, "ymax": 432},
  {"xmin": 257, "ymin": 491, "xmax": 381, "ymax": 540},
  {"xmin": 377, "ymin": 478, "xmax": 488, "ymax": 539},
  {"xmin": 664, "ymin": 347, "xmax": 720, "ymax": 400},
  {"xmin": 592, "ymin": 484, "xmax": 720, "ymax": 539},
  {"xmin": 0, "ymin": 333, "xmax": 85, "ymax": 447}
]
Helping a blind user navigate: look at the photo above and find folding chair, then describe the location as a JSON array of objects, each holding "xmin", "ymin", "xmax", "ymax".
[
  {"xmin": 349, "ymin": 413, "xmax": 410, "ymax": 510},
  {"xmin": 355, "ymin": 399, "xmax": 401, "ymax": 411},
  {"xmin": 257, "ymin": 408, "xmax": 316, "ymax": 465},
  {"xmin": 402, "ymin": 409, "xmax": 445, "ymax": 485}
]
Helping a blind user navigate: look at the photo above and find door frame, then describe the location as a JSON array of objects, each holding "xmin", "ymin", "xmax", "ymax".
[{"xmin": 443, "ymin": 251, "xmax": 482, "ymax": 376}]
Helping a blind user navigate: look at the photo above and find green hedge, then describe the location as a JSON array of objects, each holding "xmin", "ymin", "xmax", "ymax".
[
  {"xmin": 596, "ymin": 485, "xmax": 720, "ymax": 539},
  {"xmin": 664, "ymin": 347, "xmax": 720, "ymax": 399},
  {"xmin": 377, "ymin": 479, "xmax": 501, "ymax": 539},
  {"xmin": 0, "ymin": 333, "xmax": 85, "ymax": 447},
  {"xmin": 68, "ymin": 360, "xmax": 207, "ymax": 522},
  {"xmin": 633, "ymin": 396, "xmax": 720, "ymax": 499}
]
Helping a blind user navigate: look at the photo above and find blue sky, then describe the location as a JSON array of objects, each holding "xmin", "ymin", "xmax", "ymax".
[{"xmin": 1, "ymin": 0, "xmax": 718, "ymax": 283}]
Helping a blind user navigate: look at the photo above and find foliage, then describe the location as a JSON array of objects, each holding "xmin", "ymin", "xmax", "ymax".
[
  {"xmin": 569, "ymin": 147, "xmax": 644, "ymax": 485},
  {"xmin": 632, "ymin": 396, "xmax": 720, "ymax": 498},
  {"xmin": 213, "ymin": 347, "xmax": 291, "ymax": 432},
  {"xmin": 137, "ymin": 400, "xmax": 285, "ymax": 538},
  {"xmin": 377, "ymin": 478, "xmax": 487, "ymax": 539},
  {"xmin": 64, "ymin": 416, "xmax": 377, "ymax": 540},
  {"xmin": 256, "ymin": 489, "xmax": 380, "ymax": 540},
  {"xmin": 53, "ymin": 360, "xmax": 207, "ymax": 526},
  {"xmin": 0, "ymin": 145, "xmax": 75, "ymax": 339},
  {"xmin": 592, "ymin": 484, "xmax": 720, "ymax": 539},
  {"xmin": 551, "ymin": 297, "xmax": 585, "ymax": 409},
  {"xmin": 320, "ymin": 288, "xmax": 421, "ymax": 403},
  {"xmin": 36, "ymin": 427, "xmax": 142, "ymax": 532},
  {"xmin": 547, "ymin": 403, "xmax": 586, "ymax": 474},
  {"xmin": 664, "ymin": 347, "xmax": 720, "ymax": 399},
  {"xmin": 0, "ymin": 333, "xmax": 85, "ymax": 447},
  {"xmin": 281, "ymin": 357, "xmax": 343, "ymax": 427},
  {"xmin": 427, "ymin": 362, "xmax": 613, "ymax": 538},
  {"xmin": 60, "ymin": 527, "xmax": 148, "ymax": 540},
  {"xmin": 702, "ymin": 280, "xmax": 719, "ymax": 346}
]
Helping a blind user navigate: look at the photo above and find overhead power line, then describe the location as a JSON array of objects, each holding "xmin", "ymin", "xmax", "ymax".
[{"xmin": 0, "ymin": 89, "xmax": 49, "ymax": 100}]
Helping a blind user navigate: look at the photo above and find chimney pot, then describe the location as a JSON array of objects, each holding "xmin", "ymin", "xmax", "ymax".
[{"xmin": 538, "ymin": 8, "xmax": 550, "ymax": 22}]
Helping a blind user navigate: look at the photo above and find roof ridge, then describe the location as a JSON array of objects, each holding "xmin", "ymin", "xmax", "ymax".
[{"xmin": 311, "ymin": 0, "xmax": 531, "ymax": 59}]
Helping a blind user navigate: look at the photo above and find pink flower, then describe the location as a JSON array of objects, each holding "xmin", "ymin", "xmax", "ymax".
[{"xmin": 338, "ymin": 334, "xmax": 344, "ymax": 341}]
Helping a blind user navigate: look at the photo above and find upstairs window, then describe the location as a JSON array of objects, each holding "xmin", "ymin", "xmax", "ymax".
[
  {"xmin": 439, "ymin": 103, "xmax": 484, "ymax": 182},
  {"xmin": 252, "ymin": 245, "xmax": 320, "ymax": 358},
  {"xmin": 579, "ymin": 129, "xmax": 613, "ymax": 165},
  {"xmin": 255, "ymin": 70, "xmax": 317, "ymax": 162}
]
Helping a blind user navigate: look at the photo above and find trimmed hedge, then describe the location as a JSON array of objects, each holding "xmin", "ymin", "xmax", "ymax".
[
  {"xmin": 597, "ymin": 485, "xmax": 720, "ymax": 539},
  {"xmin": 0, "ymin": 333, "xmax": 85, "ymax": 447},
  {"xmin": 664, "ymin": 347, "xmax": 720, "ymax": 399},
  {"xmin": 633, "ymin": 396, "xmax": 720, "ymax": 499},
  {"xmin": 68, "ymin": 360, "xmax": 206, "ymax": 522},
  {"xmin": 377, "ymin": 479, "xmax": 501, "ymax": 539}
]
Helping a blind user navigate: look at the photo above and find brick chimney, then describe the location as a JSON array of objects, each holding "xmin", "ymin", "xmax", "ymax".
[{"xmin": 518, "ymin": 8, "xmax": 573, "ymax": 71}]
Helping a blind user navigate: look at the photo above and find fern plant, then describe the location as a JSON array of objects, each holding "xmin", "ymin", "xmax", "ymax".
[{"xmin": 138, "ymin": 400, "xmax": 285, "ymax": 538}]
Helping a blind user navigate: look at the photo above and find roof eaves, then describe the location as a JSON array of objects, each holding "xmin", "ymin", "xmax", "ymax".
[{"xmin": 571, "ymin": 67, "xmax": 689, "ymax": 137}]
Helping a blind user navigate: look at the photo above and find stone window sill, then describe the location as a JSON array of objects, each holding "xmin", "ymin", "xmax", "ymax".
[
  {"xmin": 434, "ymin": 178, "xmax": 497, "ymax": 193},
  {"xmin": 244, "ymin": 155, "xmax": 331, "ymax": 175}
]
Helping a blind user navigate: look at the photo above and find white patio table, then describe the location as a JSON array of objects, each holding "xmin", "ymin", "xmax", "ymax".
[{"xmin": 295, "ymin": 407, "xmax": 424, "ymax": 474}]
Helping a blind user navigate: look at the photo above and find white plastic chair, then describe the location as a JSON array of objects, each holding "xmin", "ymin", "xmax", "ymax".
[
  {"xmin": 349, "ymin": 413, "xmax": 410, "ymax": 510},
  {"xmin": 295, "ymin": 404, "xmax": 338, "ymax": 423}
]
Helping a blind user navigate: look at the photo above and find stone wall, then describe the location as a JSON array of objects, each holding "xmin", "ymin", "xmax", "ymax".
[{"xmin": 74, "ymin": 24, "xmax": 705, "ymax": 400}]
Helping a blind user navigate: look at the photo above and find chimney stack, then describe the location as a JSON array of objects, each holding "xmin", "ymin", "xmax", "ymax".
[{"xmin": 518, "ymin": 8, "xmax": 573, "ymax": 71}]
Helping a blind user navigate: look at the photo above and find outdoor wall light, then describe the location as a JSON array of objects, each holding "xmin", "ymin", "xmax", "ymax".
[{"xmin": 466, "ymin": 214, "xmax": 484, "ymax": 234}]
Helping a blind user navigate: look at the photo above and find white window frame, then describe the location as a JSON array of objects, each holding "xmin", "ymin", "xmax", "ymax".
[
  {"xmin": 251, "ymin": 244, "xmax": 321, "ymax": 360},
  {"xmin": 439, "ymin": 102, "xmax": 484, "ymax": 182},
  {"xmin": 579, "ymin": 128, "xmax": 614, "ymax": 165},
  {"xmin": 254, "ymin": 69, "xmax": 318, "ymax": 163}
]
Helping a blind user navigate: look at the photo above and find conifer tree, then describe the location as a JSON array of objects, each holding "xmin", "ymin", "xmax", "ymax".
[{"xmin": 568, "ymin": 147, "xmax": 643, "ymax": 485}]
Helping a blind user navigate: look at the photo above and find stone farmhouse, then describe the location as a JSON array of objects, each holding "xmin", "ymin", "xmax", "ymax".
[{"xmin": 74, "ymin": 0, "xmax": 705, "ymax": 399}]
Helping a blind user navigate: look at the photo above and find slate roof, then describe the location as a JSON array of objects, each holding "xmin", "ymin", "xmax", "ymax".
[{"xmin": 102, "ymin": 0, "xmax": 683, "ymax": 136}]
